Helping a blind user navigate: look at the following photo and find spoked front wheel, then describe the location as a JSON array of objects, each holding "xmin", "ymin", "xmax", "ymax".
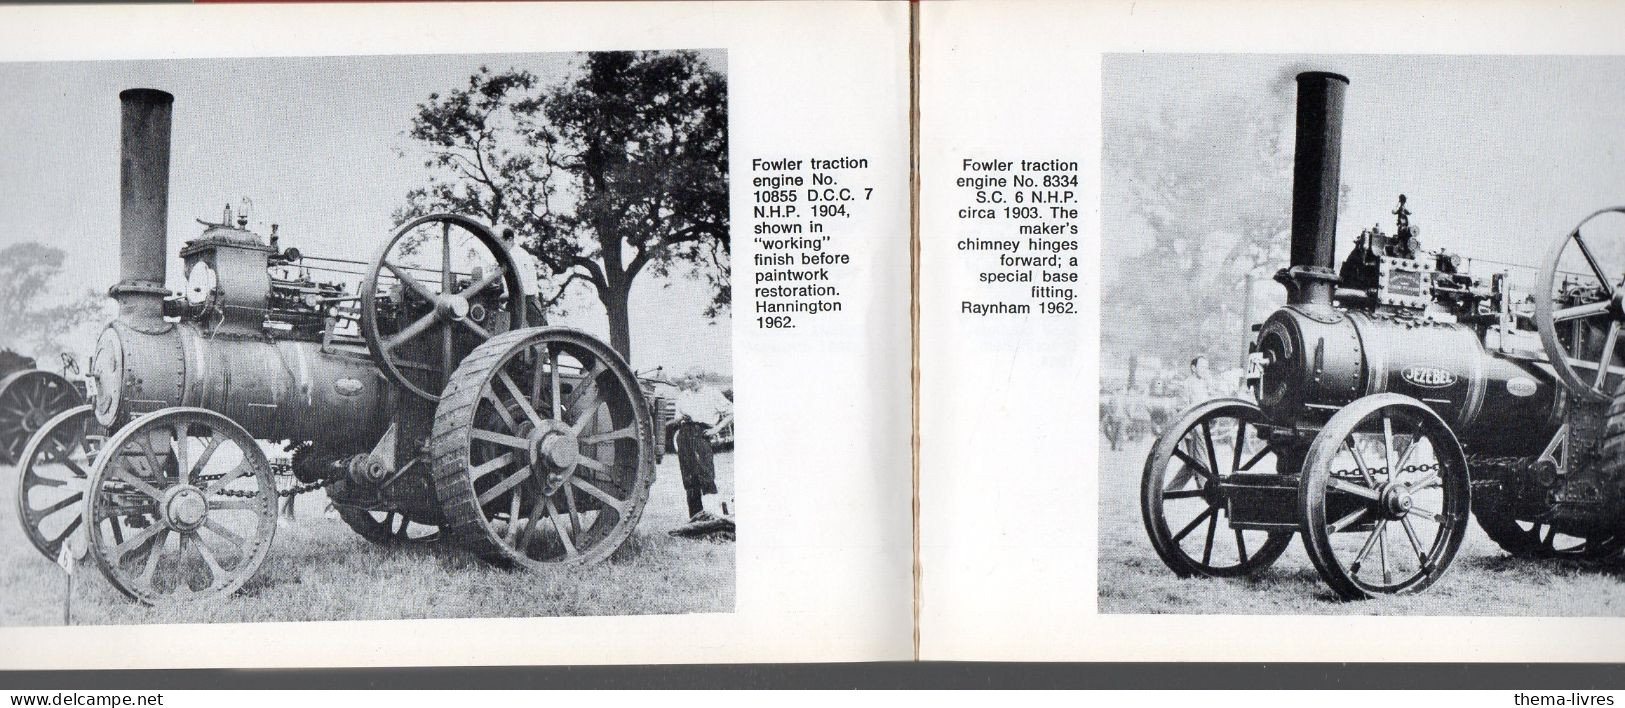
[
  {"xmin": 1141, "ymin": 398, "xmax": 1294, "ymax": 578},
  {"xmin": 85, "ymin": 408, "xmax": 278, "ymax": 604},
  {"xmin": 337, "ymin": 506, "xmax": 442, "ymax": 545},
  {"xmin": 1299, "ymin": 394, "xmax": 1471, "ymax": 600}
]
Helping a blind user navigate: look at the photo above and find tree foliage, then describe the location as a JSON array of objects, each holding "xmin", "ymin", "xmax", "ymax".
[
  {"xmin": 1102, "ymin": 86, "xmax": 1316, "ymax": 372},
  {"xmin": 0, "ymin": 242, "xmax": 106, "ymax": 361},
  {"xmin": 398, "ymin": 51, "xmax": 729, "ymax": 357}
]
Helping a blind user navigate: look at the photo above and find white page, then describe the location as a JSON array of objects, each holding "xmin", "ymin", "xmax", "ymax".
[
  {"xmin": 0, "ymin": 0, "xmax": 913, "ymax": 668},
  {"xmin": 920, "ymin": 0, "xmax": 1625, "ymax": 661}
]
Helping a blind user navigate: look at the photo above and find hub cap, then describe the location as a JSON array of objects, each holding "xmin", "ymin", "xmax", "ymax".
[
  {"xmin": 540, "ymin": 432, "xmax": 582, "ymax": 468},
  {"xmin": 523, "ymin": 420, "xmax": 582, "ymax": 495},
  {"xmin": 162, "ymin": 485, "xmax": 209, "ymax": 531},
  {"xmin": 436, "ymin": 295, "xmax": 471, "ymax": 321},
  {"xmin": 1380, "ymin": 484, "xmax": 1415, "ymax": 518}
]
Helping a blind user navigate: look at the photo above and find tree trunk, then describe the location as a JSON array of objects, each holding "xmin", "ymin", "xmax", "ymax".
[
  {"xmin": 593, "ymin": 210, "xmax": 633, "ymax": 359},
  {"xmin": 601, "ymin": 286, "xmax": 632, "ymax": 360}
]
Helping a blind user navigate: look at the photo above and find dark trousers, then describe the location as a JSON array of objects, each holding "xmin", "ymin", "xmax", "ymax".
[
  {"xmin": 523, "ymin": 295, "xmax": 546, "ymax": 328},
  {"xmin": 673, "ymin": 423, "xmax": 717, "ymax": 517}
]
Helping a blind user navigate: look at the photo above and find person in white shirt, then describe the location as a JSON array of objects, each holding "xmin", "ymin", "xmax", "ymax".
[
  {"xmin": 677, "ymin": 385, "xmax": 732, "ymax": 430},
  {"xmin": 501, "ymin": 227, "xmax": 544, "ymax": 325},
  {"xmin": 1184, "ymin": 354, "xmax": 1215, "ymax": 406},
  {"xmin": 1166, "ymin": 354, "xmax": 1218, "ymax": 491}
]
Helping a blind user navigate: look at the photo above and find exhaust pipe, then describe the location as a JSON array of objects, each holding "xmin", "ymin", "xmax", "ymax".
[
  {"xmin": 1284, "ymin": 71, "xmax": 1348, "ymax": 307},
  {"xmin": 113, "ymin": 88, "xmax": 173, "ymax": 323}
]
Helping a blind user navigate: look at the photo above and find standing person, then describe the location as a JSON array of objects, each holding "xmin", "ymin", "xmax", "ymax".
[
  {"xmin": 1122, "ymin": 380, "xmax": 1149, "ymax": 442},
  {"xmin": 672, "ymin": 422, "xmax": 715, "ymax": 519},
  {"xmin": 1101, "ymin": 385, "xmax": 1124, "ymax": 451},
  {"xmin": 1165, "ymin": 354, "xmax": 1218, "ymax": 491},
  {"xmin": 501, "ymin": 227, "xmax": 544, "ymax": 326},
  {"xmin": 672, "ymin": 381, "xmax": 733, "ymax": 521},
  {"xmin": 1184, "ymin": 354, "xmax": 1216, "ymax": 406}
]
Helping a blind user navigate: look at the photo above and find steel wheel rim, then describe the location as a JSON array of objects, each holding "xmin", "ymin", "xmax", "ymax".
[
  {"xmin": 360, "ymin": 213, "xmax": 525, "ymax": 402},
  {"xmin": 472, "ymin": 333, "xmax": 643, "ymax": 564},
  {"xmin": 436, "ymin": 328, "xmax": 654, "ymax": 568},
  {"xmin": 1300, "ymin": 395, "xmax": 1471, "ymax": 599},
  {"xmin": 16, "ymin": 404, "xmax": 103, "ymax": 561},
  {"xmin": 1142, "ymin": 398, "xmax": 1294, "ymax": 578},
  {"xmin": 85, "ymin": 408, "xmax": 278, "ymax": 604},
  {"xmin": 0, "ymin": 370, "xmax": 83, "ymax": 463},
  {"xmin": 1535, "ymin": 206, "xmax": 1625, "ymax": 403}
]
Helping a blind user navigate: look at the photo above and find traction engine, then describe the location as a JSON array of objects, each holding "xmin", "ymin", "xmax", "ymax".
[
  {"xmin": 0, "ymin": 351, "xmax": 84, "ymax": 467},
  {"xmin": 13, "ymin": 89, "xmax": 658, "ymax": 604},
  {"xmin": 1139, "ymin": 72, "xmax": 1625, "ymax": 600}
]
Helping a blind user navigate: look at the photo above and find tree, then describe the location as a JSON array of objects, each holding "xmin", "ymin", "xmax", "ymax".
[
  {"xmin": 0, "ymin": 242, "xmax": 105, "ymax": 361},
  {"xmin": 398, "ymin": 51, "xmax": 729, "ymax": 358},
  {"xmin": 1102, "ymin": 85, "xmax": 1307, "ymax": 371}
]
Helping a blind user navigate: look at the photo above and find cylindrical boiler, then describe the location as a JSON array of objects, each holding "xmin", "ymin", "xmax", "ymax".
[
  {"xmin": 1256, "ymin": 308, "xmax": 1562, "ymax": 454},
  {"xmin": 92, "ymin": 322, "xmax": 391, "ymax": 449}
]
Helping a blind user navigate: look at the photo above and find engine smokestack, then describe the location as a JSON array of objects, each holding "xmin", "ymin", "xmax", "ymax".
[
  {"xmin": 114, "ymin": 88, "xmax": 174, "ymax": 322},
  {"xmin": 1285, "ymin": 71, "xmax": 1348, "ymax": 307}
]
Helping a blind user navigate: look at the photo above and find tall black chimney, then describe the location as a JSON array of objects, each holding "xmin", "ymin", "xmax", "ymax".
[
  {"xmin": 1285, "ymin": 71, "xmax": 1348, "ymax": 307},
  {"xmin": 113, "ymin": 88, "xmax": 173, "ymax": 323}
]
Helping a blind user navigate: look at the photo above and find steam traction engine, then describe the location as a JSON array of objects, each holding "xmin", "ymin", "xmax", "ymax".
[
  {"xmin": 1139, "ymin": 72, "xmax": 1625, "ymax": 600},
  {"xmin": 12, "ymin": 89, "xmax": 657, "ymax": 604},
  {"xmin": 0, "ymin": 351, "xmax": 84, "ymax": 467}
]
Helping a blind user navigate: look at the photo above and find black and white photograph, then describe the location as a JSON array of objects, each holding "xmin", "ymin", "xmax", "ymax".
[
  {"xmin": 0, "ymin": 49, "xmax": 735, "ymax": 625},
  {"xmin": 1099, "ymin": 54, "xmax": 1625, "ymax": 615}
]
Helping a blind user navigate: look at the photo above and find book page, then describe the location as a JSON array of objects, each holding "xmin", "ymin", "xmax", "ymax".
[
  {"xmin": 919, "ymin": 0, "xmax": 1625, "ymax": 661},
  {"xmin": 0, "ymin": 0, "xmax": 913, "ymax": 668}
]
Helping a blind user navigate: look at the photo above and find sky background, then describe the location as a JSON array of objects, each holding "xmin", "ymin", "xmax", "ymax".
[
  {"xmin": 1102, "ymin": 54, "xmax": 1625, "ymax": 373},
  {"xmin": 0, "ymin": 50, "xmax": 730, "ymax": 377},
  {"xmin": 1105, "ymin": 53, "xmax": 1625, "ymax": 284}
]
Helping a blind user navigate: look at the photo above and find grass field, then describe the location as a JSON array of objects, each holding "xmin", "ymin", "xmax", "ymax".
[
  {"xmin": 0, "ymin": 451, "xmax": 734, "ymax": 626},
  {"xmin": 1098, "ymin": 437, "xmax": 1625, "ymax": 615}
]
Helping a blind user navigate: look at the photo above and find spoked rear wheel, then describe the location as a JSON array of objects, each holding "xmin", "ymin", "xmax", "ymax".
[
  {"xmin": 85, "ymin": 408, "xmax": 278, "ymax": 604},
  {"xmin": 1299, "ymin": 394, "xmax": 1471, "ymax": 600},
  {"xmin": 1474, "ymin": 505, "xmax": 1624, "ymax": 560},
  {"xmin": 431, "ymin": 327, "xmax": 655, "ymax": 568},
  {"xmin": 15, "ymin": 404, "xmax": 104, "ymax": 561},
  {"xmin": 1141, "ymin": 398, "xmax": 1294, "ymax": 578}
]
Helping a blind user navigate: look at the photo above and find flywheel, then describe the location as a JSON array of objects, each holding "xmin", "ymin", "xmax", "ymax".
[{"xmin": 360, "ymin": 214, "xmax": 526, "ymax": 402}]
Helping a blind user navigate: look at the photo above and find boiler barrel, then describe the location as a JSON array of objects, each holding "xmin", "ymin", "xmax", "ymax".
[
  {"xmin": 92, "ymin": 322, "xmax": 391, "ymax": 449},
  {"xmin": 1256, "ymin": 308, "xmax": 1561, "ymax": 455}
]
